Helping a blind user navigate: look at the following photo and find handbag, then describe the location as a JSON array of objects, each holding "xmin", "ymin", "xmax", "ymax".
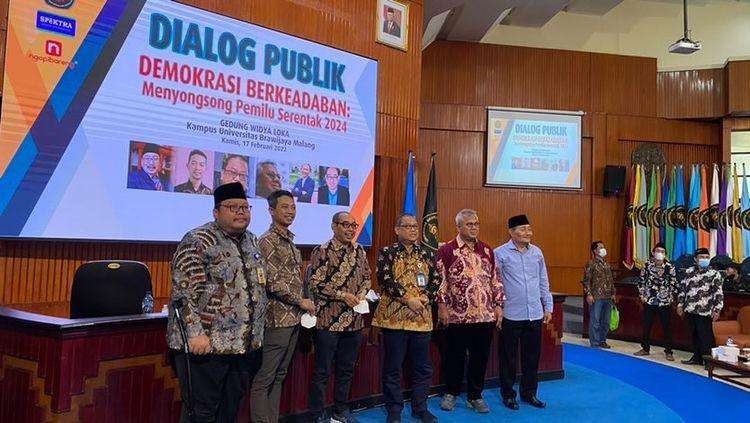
[{"xmin": 609, "ymin": 305, "xmax": 620, "ymax": 331}]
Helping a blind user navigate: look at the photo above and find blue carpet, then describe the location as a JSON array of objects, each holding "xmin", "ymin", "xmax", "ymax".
[{"xmin": 353, "ymin": 343, "xmax": 749, "ymax": 423}]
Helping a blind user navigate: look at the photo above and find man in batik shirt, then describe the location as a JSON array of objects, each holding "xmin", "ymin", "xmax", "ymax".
[
  {"xmin": 677, "ymin": 248, "xmax": 723, "ymax": 365},
  {"xmin": 582, "ymin": 240, "xmax": 615, "ymax": 349},
  {"xmin": 436, "ymin": 209, "xmax": 504, "ymax": 414},
  {"xmin": 634, "ymin": 243, "xmax": 678, "ymax": 360},
  {"xmin": 308, "ymin": 211, "xmax": 371, "ymax": 423},
  {"xmin": 373, "ymin": 214, "xmax": 440, "ymax": 423},
  {"xmin": 250, "ymin": 190, "xmax": 316, "ymax": 423},
  {"xmin": 167, "ymin": 182, "xmax": 268, "ymax": 422}
]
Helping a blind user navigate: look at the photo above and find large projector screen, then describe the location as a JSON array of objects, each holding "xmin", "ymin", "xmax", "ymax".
[
  {"xmin": 0, "ymin": 0, "xmax": 377, "ymax": 245},
  {"xmin": 485, "ymin": 108, "xmax": 582, "ymax": 190}
]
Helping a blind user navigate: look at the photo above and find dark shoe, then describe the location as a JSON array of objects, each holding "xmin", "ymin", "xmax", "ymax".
[
  {"xmin": 633, "ymin": 349, "xmax": 650, "ymax": 356},
  {"xmin": 599, "ymin": 342, "xmax": 612, "ymax": 349},
  {"xmin": 332, "ymin": 411, "xmax": 358, "ymax": 423},
  {"xmin": 315, "ymin": 416, "xmax": 331, "ymax": 423},
  {"xmin": 466, "ymin": 398, "xmax": 490, "ymax": 413},
  {"xmin": 502, "ymin": 397, "xmax": 519, "ymax": 410},
  {"xmin": 681, "ymin": 358, "xmax": 703, "ymax": 365},
  {"xmin": 439, "ymin": 394, "xmax": 456, "ymax": 411},
  {"xmin": 521, "ymin": 395, "xmax": 546, "ymax": 408},
  {"xmin": 386, "ymin": 411, "xmax": 401, "ymax": 423},
  {"xmin": 411, "ymin": 411, "xmax": 437, "ymax": 423},
  {"xmin": 665, "ymin": 352, "xmax": 675, "ymax": 361}
]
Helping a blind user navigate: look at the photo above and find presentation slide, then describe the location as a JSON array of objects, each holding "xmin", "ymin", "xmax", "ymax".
[
  {"xmin": 485, "ymin": 108, "xmax": 582, "ymax": 190},
  {"xmin": 0, "ymin": 0, "xmax": 377, "ymax": 245}
]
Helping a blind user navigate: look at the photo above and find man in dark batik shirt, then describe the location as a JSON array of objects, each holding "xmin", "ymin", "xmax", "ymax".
[
  {"xmin": 308, "ymin": 211, "xmax": 371, "ymax": 423},
  {"xmin": 677, "ymin": 248, "xmax": 724, "ymax": 366},
  {"xmin": 634, "ymin": 243, "xmax": 678, "ymax": 360},
  {"xmin": 373, "ymin": 214, "xmax": 440, "ymax": 423}
]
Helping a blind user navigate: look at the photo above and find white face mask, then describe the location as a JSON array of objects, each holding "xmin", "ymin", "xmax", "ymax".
[
  {"xmin": 598, "ymin": 248, "xmax": 607, "ymax": 258},
  {"xmin": 654, "ymin": 252, "xmax": 665, "ymax": 261}
]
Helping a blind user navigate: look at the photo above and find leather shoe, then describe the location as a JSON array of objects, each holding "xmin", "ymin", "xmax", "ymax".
[
  {"xmin": 521, "ymin": 395, "xmax": 546, "ymax": 408},
  {"xmin": 502, "ymin": 397, "xmax": 519, "ymax": 410},
  {"xmin": 681, "ymin": 359, "xmax": 703, "ymax": 365}
]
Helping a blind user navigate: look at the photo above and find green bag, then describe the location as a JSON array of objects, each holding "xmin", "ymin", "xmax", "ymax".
[{"xmin": 609, "ymin": 305, "xmax": 620, "ymax": 331}]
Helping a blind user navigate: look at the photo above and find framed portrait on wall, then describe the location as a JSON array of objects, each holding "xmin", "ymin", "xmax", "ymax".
[{"xmin": 376, "ymin": 0, "xmax": 409, "ymax": 51}]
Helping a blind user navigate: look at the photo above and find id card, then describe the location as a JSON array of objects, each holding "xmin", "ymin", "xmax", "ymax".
[
  {"xmin": 416, "ymin": 272, "xmax": 427, "ymax": 287},
  {"xmin": 257, "ymin": 268, "xmax": 267, "ymax": 285}
]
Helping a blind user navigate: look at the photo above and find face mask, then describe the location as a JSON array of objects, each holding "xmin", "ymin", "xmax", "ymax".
[
  {"xmin": 698, "ymin": 258, "xmax": 710, "ymax": 268},
  {"xmin": 597, "ymin": 248, "xmax": 607, "ymax": 258},
  {"xmin": 654, "ymin": 252, "xmax": 665, "ymax": 261}
]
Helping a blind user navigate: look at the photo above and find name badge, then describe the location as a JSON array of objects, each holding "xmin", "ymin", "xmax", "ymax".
[
  {"xmin": 257, "ymin": 268, "xmax": 267, "ymax": 285},
  {"xmin": 417, "ymin": 272, "xmax": 427, "ymax": 287}
]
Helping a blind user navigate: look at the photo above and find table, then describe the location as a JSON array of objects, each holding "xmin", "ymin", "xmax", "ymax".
[{"xmin": 704, "ymin": 356, "xmax": 750, "ymax": 390}]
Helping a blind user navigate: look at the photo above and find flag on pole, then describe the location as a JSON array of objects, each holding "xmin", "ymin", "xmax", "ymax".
[
  {"xmin": 636, "ymin": 165, "xmax": 650, "ymax": 267},
  {"xmin": 742, "ymin": 164, "xmax": 750, "ymax": 260},
  {"xmin": 623, "ymin": 165, "xmax": 636, "ymax": 269},
  {"xmin": 718, "ymin": 164, "xmax": 728, "ymax": 256},
  {"xmin": 686, "ymin": 164, "xmax": 700, "ymax": 254},
  {"xmin": 725, "ymin": 164, "xmax": 734, "ymax": 259},
  {"xmin": 666, "ymin": 165, "xmax": 677, "ymax": 260},
  {"xmin": 421, "ymin": 154, "xmax": 439, "ymax": 252},
  {"xmin": 710, "ymin": 164, "xmax": 719, "ymax": 257},
  {"xmin": 660, "ymin": 165, "xmax": 670, "ymax": 244},
  {"xmin": 699, "ymin": 164, "xmax": 710, "ymax": 249},
  {"xmin": 402, "ymin": 151, "xmax": 417, "ymax": 215},
  {"xmin": 649, "ymin": 166, "xmax": 661, "ymax": 251},
  {"xmin": 674, "ymin": 165, "xmax": 687, "ymax": 259},
  {"xmin": 732, "ymin": 163, "xmax": 743, "ymax": 262}
]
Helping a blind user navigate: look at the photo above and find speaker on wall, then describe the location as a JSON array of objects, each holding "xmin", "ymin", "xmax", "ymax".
[{"xmin": 603, "ymin": 165, "xmax": 626, "ymax": 196}]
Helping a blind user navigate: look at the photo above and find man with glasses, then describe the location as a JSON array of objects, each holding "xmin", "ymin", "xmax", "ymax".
[
  {"xmin": 127, "ymin": 143, "xmax": 171, "ymax": 191},
  {"xmin": 317, "ymin": 166, "xmax": 350, "ymax": 206},
  {"xmin": 436, "ymin": 209, "xmax": 504, "ymax": 414},
  {"xmin": 256, "ymin": 161, "xmax": 284, "ymax": 198},
  {"xmin": 219, "ymin": 154, "xmax": 250, "ymax": 190},
  {"xmin": 167, "ymin": 182, "xmax": 268, "ymax": 422},
  {"xmin": 308, "ymin": 211, "xmax": 371, "ymax": 423},
  {"xmin": 250, "ymin": 190, "xmax": 316, "ymax": 422},
  {"xmin": 373, "ymin": 214, "xmax": 440, "ymax": 423},
  {"xmin": 495, "ymin": 214, "xmax": 552, "ymax": 411}
]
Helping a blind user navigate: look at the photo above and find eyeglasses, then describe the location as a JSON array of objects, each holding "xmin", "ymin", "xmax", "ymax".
[
  {"xmin": 224, "ymin": 169, "xmax": 248, "ymax": 180},
  {"xmin": 398, "ymin": 224, "xmax": 419, "ymax": 230},
  {"xmin": 464, "ymin": 222, "xmax": 480, "ymax": 228},
  {"xmin": 325, "ymin": 175, "xmax": 339, "ymax": 180},
  {"xmin": 219, "ymin": 204, "xmax": 251, "ymax": 214},
  {"xmin": 335, "ymin": 221, "xmax": 359, "ymax": 229},
  {"xmin": 264, "ymin": 171, "xmax": 283, "ymax": 181}
]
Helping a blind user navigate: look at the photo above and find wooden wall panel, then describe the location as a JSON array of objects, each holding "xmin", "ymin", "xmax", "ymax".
[
  {"xmin": 590, "ymin": 53, "xmax": 657, "ymax": 117},
  {"xmin": 727, "ymin": 60, "xmax": 750, "ymax": 115},
  {"xmin": 1, "ymin": 0, "xmax": 423, "ymax": 309},
  {"xmin": 658, "ymin": 68, "xmax": 726, "ymax": 119}
]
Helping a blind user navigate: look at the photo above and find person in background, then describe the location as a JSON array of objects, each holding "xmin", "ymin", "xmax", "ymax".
[
  {"xmin": 308, "ymin": 212, "xmax": 371, "ymax": 423},
  {"xmin": 722, "ymin": 264, "xmax": 742, "ymax": 292},
  {"xmin": 634, "ymin": 243, "xmax": 678, "ymax": 361},
  {"xmin": 291, "ymin": 163, "xmax": 315, "ymax": 203},
  {"xmin": 495, "ymin": 214, "xmax": 552, "ymax": 411},
  {"xmin": 256, "ymin": 161, "xmax": 283, "ymax": 198},
  {"xmin": 127, "ymin": 143, "xmax": 170, "ymax": 191},
  {"xmin": 317, "ymin": 167, "xmax": 350, "ymax": 206},
  {"xmin": 167, "ymin": 182, "xmax": 267, "ymax": 422},
  {"xmin": 436, "ymin": 209, "xmax": 503, "ymax": 414},
  {"xmin": 582, "ymin": 240, "xmax": 615, "ymax": 349},
  {"xmin": 373, "ymin": 214, "xmax": 440, "ymax": 423},
  {"xmin": 174, "ymin": 149, "xmax": 212, "ymax": 194},
  {"xmin": 250, "ymin": 190, "xmax": 316, "ymax": 423},
  {"xmin": 220, "ymin": 154, "xmax": 250, "ymax": 190},
  {"xmin": 677, "ymin": 248, "xmax": 724, "ymax": 366}
]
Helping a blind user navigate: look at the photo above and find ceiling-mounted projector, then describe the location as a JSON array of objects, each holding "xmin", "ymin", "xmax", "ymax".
[
  {"xmin": 669, "ymin": 38, "xmax": 701, "ymax": 54},
  {"xmin": 669, "ymin": 0, "xmax": 701, "ymax": 54}
]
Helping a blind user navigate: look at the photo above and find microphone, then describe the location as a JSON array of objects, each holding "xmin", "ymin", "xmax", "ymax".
[{"xmin": 172, "ymin": 297, "xmax": 186, "ymax": 312}]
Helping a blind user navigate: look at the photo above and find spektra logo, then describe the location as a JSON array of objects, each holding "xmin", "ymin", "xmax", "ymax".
[
  {"xmin": 45, "ymin": 0, "xmax": 75, "ymax": 8},
  {"xmin": 36, "ymin": 11, "xmax": 76, "ymax": 37}
]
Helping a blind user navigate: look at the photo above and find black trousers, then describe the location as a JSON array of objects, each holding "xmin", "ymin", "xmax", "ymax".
[
  {"xmin": 173, "ymin": 349, "xmax": 262, "ymax": 423},
  {"xmin": 382, "ymin": 329, "xmax": 432, "ymax": 416},
  {"xmin": 499, "ymin": 318, "xmax": 542, "ymax": 400},
  {"xmin": 686, "ymin": 313, "xmax": 715, "ymax": 363},
  {"xmin": 641, "ymin": 304, "xmax": 673, "ymax": 353},
  {"xmin": 443, "ymin": 322, "xmax": 494, "ymax": 400},
  {"xmin": 309, "ymin": 329, "xmax": 363, "ymax": 418}
]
